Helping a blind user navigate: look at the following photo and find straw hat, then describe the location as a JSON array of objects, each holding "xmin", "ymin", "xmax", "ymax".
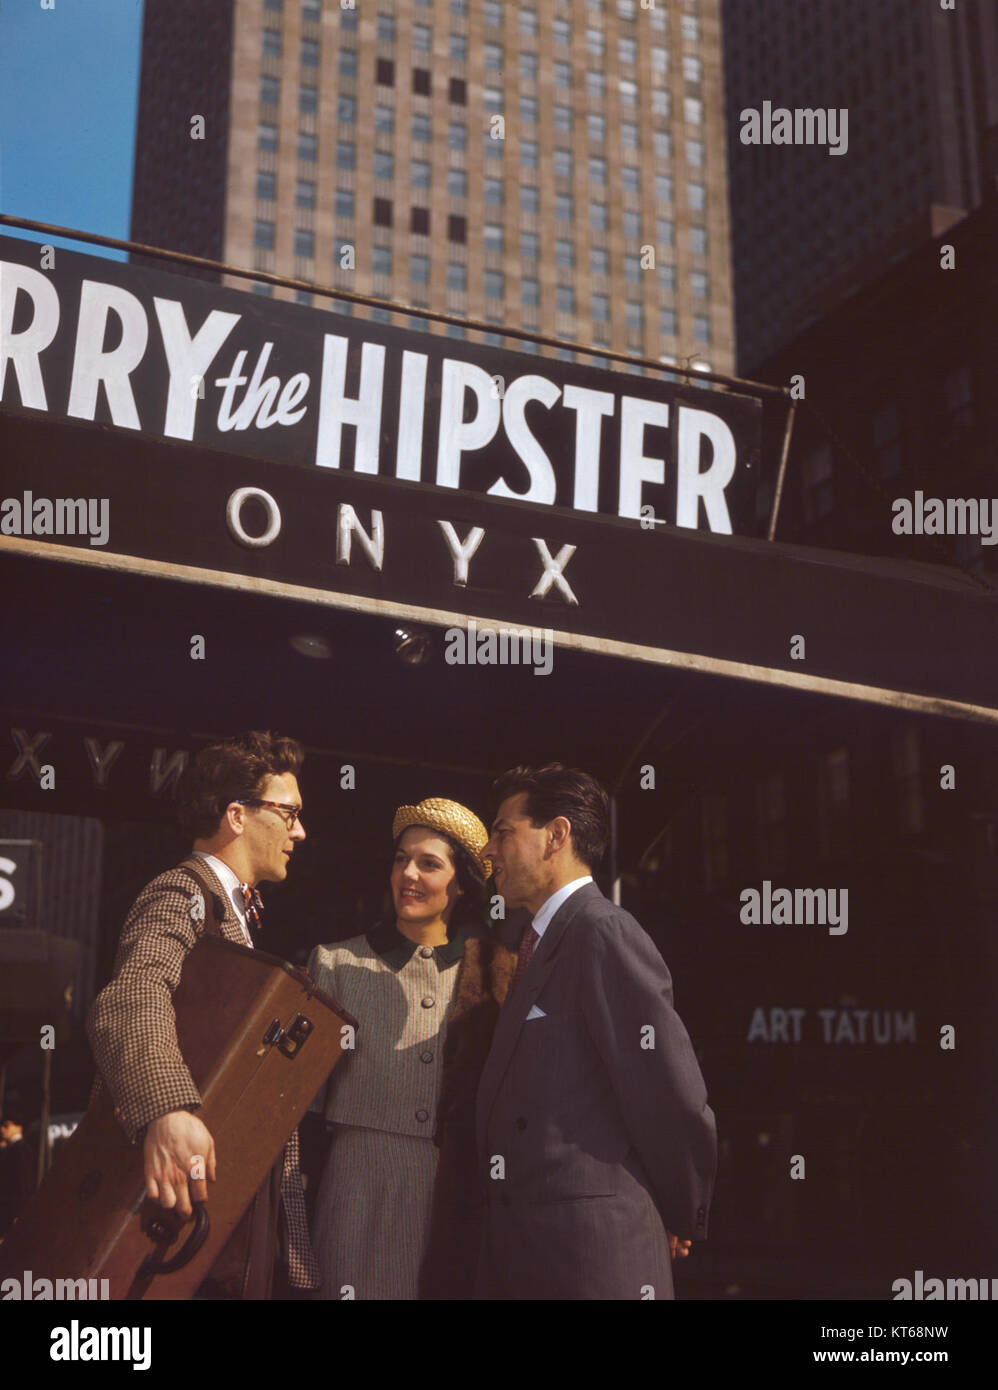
[{"xmin": 392, "ymin": 798, "xmax": 491, "ymax": 875}]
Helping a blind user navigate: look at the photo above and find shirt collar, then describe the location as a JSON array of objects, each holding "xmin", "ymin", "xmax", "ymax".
[
  {"xmin": 193, "ymin": 851, "xmax": 253, "ymax": 944},
  {"xmin": 532, "ymin": 876, "xmax": 593, "ymax": 939},
  {"xmin": 366, "ymin": 919, "xmax": 468, "ymax": 971}
]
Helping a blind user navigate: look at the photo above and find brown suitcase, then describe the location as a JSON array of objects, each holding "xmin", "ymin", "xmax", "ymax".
[{"xmin": 0, "ymin": 935, "xmax": 357, "ymax": 1299}]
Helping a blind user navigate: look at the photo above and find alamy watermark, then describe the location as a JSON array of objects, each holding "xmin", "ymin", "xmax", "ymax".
[
  {"xmin": 1, "ymin": 492, "xmax": 109, "ymax": 546},
  {"xmin": 444, "ymin": 619, "xmax": 553, "ymax": 676},
  {"xmin": 892, "ymin": 492, "xmax": 998, "ymax": 545},
  {"xmin": 739, "ymin": 103, "xmax": 848, "ymax": 156},
  {"xmin": 2, "ymin": 1271, "xmax": 110, "ymax": 1300}
]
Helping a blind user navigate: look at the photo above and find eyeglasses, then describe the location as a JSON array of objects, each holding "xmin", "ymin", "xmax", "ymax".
[{"xmin": 236, "ymin": 798, "xmax": 303, "ymax": 830}]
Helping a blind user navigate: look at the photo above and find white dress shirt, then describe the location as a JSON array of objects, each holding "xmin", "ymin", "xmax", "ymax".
[
  {"xmin": 193, "ymin": 850, "xmax": 254, "ymax": 948},
  {"xmin": 532, "ymin": 876, "xmax": 593, "ymax": 940}
]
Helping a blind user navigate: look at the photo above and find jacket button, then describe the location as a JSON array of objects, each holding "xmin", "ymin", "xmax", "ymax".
[
  {"xmin": 415, "ymin": 1108, "xmax": 429, "ymax": 1123},
  {"xmin": 420, "ymin": 1050, "xmax": 433, "ymax": 1063},
  {"xmin": 421, "ymin": 995, "xmax": 435, "ymax": 1008},
  {"xmin": 516, "ymin": 1117, "xmax": 527, "ymax": 1131},
  {"xmin": 419, "ymin": 946, "xmax": 434, "ymax": 959}
]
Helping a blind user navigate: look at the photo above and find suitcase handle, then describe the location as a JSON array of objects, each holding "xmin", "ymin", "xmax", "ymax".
[{"xmin": 137, "ymin": 1202, "xmax": 211, "ymax": 1276}]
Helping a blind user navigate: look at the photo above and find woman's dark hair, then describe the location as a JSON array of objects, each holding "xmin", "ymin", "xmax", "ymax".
[
  {"xmin": 177, "ymin": 731, "xmax": 304, "ymax": 841},
  {"xmin": 490, "ymin": 763, "xmax": 609, "ymax": 870},
  {"xmin": 391, "ymin": 825, "xmax": 488, "ymax": 928}
]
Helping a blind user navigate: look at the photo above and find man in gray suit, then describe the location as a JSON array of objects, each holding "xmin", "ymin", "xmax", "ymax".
[{"xmin": 475, "ymin": 764, "xmax": 716, "ymax": 1300}]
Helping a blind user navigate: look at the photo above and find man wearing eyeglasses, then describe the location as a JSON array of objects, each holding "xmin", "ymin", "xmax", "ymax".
[{"xmin": 86, "ymin": 730, "xmax": 312, "ymax": 1298}]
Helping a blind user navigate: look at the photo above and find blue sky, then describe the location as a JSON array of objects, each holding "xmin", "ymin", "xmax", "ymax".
[{"xmin": 0, "ymin": 0, "xmax": 144, "ymax": 260}]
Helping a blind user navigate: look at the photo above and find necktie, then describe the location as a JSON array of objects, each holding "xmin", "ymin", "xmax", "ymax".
[
  {"xmin": 509, "ymin": 925, "xmax": 539, "ymax": 996},
  {"xmin": 240, "ymin": 883, "xmax": 264, "ymax": 935}
]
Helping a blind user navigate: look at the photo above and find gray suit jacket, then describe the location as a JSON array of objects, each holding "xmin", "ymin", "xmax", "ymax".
[{"xmin": 475, "ymin": 882, "xmax": 716, "ymax": 1299}]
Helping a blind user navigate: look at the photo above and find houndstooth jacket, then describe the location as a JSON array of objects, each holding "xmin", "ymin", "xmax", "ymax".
[{"xmin": 86, "ymin": 854, "xmax": 320, "ymax": 1289}]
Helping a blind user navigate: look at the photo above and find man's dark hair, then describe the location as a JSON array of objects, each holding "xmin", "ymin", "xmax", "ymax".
[
  {"xmin": 177, "ymin": 731, "xmax": 305, "ymax": 841},
  {"xmin": 491, "ymin": 763, "xmax": 609, "ymax": 870}
]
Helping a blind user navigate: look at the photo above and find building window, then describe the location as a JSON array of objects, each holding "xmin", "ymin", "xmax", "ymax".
[
  {"xmin": 449, "ymin": 121, "xmax": 467, "ymax": 149},
  {"xmin": 411, "ymin": 160, "xmax": 431, "ymax": 188},
  {"xmin": 690, "ymin": 225, "xmax": 707, "ymax": 254},
  {"xmin": 251, "ymin": 283, "xmax": 273, "ymax": 297},
  {"xmin": 450, "ymin": 0, "xmax": 467, "ymax": 13},
  {"xmin": 295, "ymin": 178, "xmax": 315, "ymax": 208},
  {"xmin": 448, "ymin": 215, "xmax": 467, "ymax": 244},
  {"xmin": 296, "ymin": 290, "xmax": 312, "ymax": 306},
  {"xmin": 683, "ymin": 55, "xmax": 701, "ymax": 83},
  {"xmin": 622, "ymin": 167, "xmax": 640, "ymax": 194},
  {"xmin": 295, "ymin": 228, "xmax": 314, "ymax": 258},
  {"xmin": 413, "ymin": 68, "xmax": 432, "ymax": 96},
  {"xmin": 485, "ymin": 42, "xmax": 503, "ymax": 70},
  {"xmin": 485, "ymin": 269, "xmax": 505, "ymax": 299},
  {"xmin": 263, "ymin": 29, "xmax": 282, "ymax": 58},
  {"xmin": 339, "ymin": 49, "xmax": 357, "ymax": 78},
  {"xmin": 258, "ymin": 122, "xmax": 278, "ymax": 153},
  {"xmin": 623, "ymin": 210, "xmax": 640, "ymax": 238},
  {"xmin": 684, "ymin": 96, "xmax": 703, "ymax": 125},
  {"xmin": 655, "ymin": 131, "xmax": 673, "ymax": 160},
  {"xmin": 620, "ymin": 121, "xmax": 638, "ymax": 150},
  {"xmin": 376, "ymin": 58, "xmax": 395, "ymax": 86},
  {"xmin": 652, "ymin": 45, "xmax": 669, "ymax": 74},
  {"xmin": 691, "ymin": 271, "xmax": 709, "ymax": 298},
  {"xmin": 374, "ymin": 103, "xmax": 394, "ymax": 133},
  {"xmin": 554, "ymin": 104, "xmax": 572, "ymax": 132},
  {"xmin": 410, "ymin": 207, "xmax": 430, "ymax": 236},
  {"xmin": 450, "ymin": 33, "xmax": 467, "ymax": 62},
  {"xmin": 688, "ymin": 182, "xmax": 705, "ymax": 211},
  {"xmin": 372, "ymin": 245, "xmax": 392, "ymax": 277},
  {"xmin": 619, "ymin": 36, "xmax": 637, "ymax": 65},
  {"xmin": 521, "ymin": 231, "xmax": 539, "ymax": 259},
  {"xmin": 373, "ymin": 197, "xmax": 393, "ymax": 228},
  {"xmin": 257, "ymin": 170, "xmax": 277, "ymax": 201},
  {"xmin": 588, "ymin": 155, "xmax": 607, "ymax": 184},
  {"xmin": 804, "ymin": 444, "xmax": 834, "ymax": 521},
  {"xmin": 484, "ymin": 223, "xmax": 504, "ymax": 252},
  {"xmin": 521, "ymin": 185, "xmax": 540, "ymax": 214},
  {"xmin": 299, "ymin": 131, "xmax": 318, "ymax": 161},
  {"xmin": 626, "ymin": 301, "xmax": 642, "ymax": 331},
  {"xmin": 449, "ymin": 77, "xmax": 467, "ymax": 104},
  {"xmin": 411, "ymin": 253, "xmax": 430, "ymax": 283},
  {"xmin": 299, "ymin": 85, "xmax": 317, "ymax": 115},
  {"xmin": 624, "ymin": 255, "xmax": 641, "ymax": 283},
  {"xmin": 618, "ymin": 79, "xmax": 638, "ymax": 108},
  {"xmin": 892, "ymin": 726, "xmax": 924, "ymax": 835},
  {"xmin": 555, "ymin": 239, "xmax": 574, "ymax": 268},
  {"xmin": 335, "ymin": 188, "xmax": 354, "ymax": 219},
  {"xmin": 447, "ymin": 168, "xmax": 467, "ymax": 197},
  {"xmin": 374, "ymin": 151, "xmax": 394, "ymax": 180},
  {"xmin": 447, "ymin": 261, "xmax": 467, "ymax": 290},
  {"xmin": 520, "ymin": 7, "xmax": 538, "ymax": 36},
  {"xmin": 335, "ymin": 140, "xmax": 354, "ymax": 169},
  {"xmin": 521, "ymin": 139, "xmax": 538, "ymax": 168},
  {"xmin": 586, "ymin": 28, "xmax": 604, "ymax": 57},
  {"xmin": 555, "ymin": 193, "xmax": 573, "ymax": 222},
  {"xmin": 377, "ymin": 13, "xmax": 396, "ymax": 43},
  {"xmin": 658, "ymin": 218, "xmax": 675, "ymax": 246},
  {"xmin": 484, "ymin": 177, "xmax": 504, "ymax": 204},
  {"xmin": 556, "ymin": 285, "xmax": 575, "ymax": 315},
  {"xmin": 553, "ymin": 17, "xmax": 571, "ymax": 44},
  {"xmin": 302, "ymin": 0, "xmax": 320, "ymax": 18},
  {"xmin": 652, "ymin": 90, "xmax": 670, "ymax": 117},
  {"xmin": 591, "ymin": 246, "xmax": 609, "ymax": 275},
  {"xmin": 254, "ymin": 219, "xmax": 275, "ymax": 250},
  {"xmin": 590, "ymin": 201, "xmax": 608, "ymax": 231},
  {"xmin": 522, "ymin": 277, "xmax": 540, "ymax": 306},
  {"xmin": 655, "ymin": 174, "xmax": 673, "ymax": 202},
  {"xmin": 413, "ymin": 23, "xmax": 431, "ymax": 51},
  {"xmin": 485, "ymin": 0, "xmax": 502, "ymax": 26},
  {"xmin": 686, "ymin": 138, "xmax": 703, "ymax": 166},
  {"xmin": 412, "ymin": 113, "xmax": 431, "ymax": 142},
  {"xmin": 592, "ymin": 293, "xmax": 610, "ymax": 321},
  {"xmin": 682, "ymin": 14, "xmax": 700, "ymax": 42},
  {"xmin": 589, "ymin": 113, "xmax": 607, "ymax": 143},
  {"xmin": 301, "ymin": 38, "xmax": 319, "ymax": 68},
  {"xmin": 338, "ymin": 95, "xmax": 356, "ymax": 123},
  {"xmin": 484, "ymin": 132, "xmax": 503, "ymax": 159},
  {"xmin": 260, "ymin": 75, "xmax": 280, "ymax": 106},
  {"xmin": 554, "ymin": 61, "xmax": 571, "ymax": 87},
  {"xmin": 660, "ymin": 308, "xmax": 677, "ymax": 336},
  {"xmin": 617, "ymin": 0, "xmax": 636, "ymax": 17},
  {"xmin": 694, "ymin": 314, "xmax": 711, "ymax": 344},
  {"xmin": 521, "ymin": 52, "xmax": 539, "ymax": 81},
  {"xmin": 340, "ymin": 2, "xmax": 358, "ymax": 27},
  {"xmin": 520, "ymin": 96, "xmax": 538, "ymax": 123},
  {"xmin": 484, "ymin": 85, "xmax": 504, "ymax": 111},
  {"xmin": 555, "ymin": 148, "xmax": 573, "ymax": 178},
  {"xmin": 586, "ymin": 71, "xmax": 604, "ymax": 99}
]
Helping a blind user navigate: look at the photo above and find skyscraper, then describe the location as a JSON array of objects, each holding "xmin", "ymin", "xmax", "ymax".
[
  {"xmin": 723, "ymin": 0, "xmax": 998, "ymax": 375},
  {"xmin": 130, "ymin": 0, "xmax": 734, "ymax": 374}
]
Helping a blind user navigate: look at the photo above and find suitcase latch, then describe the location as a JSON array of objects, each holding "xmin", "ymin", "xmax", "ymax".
[{"xmin": 277, "ymin": 1013, "xmax": 313, "ymax": 1058}]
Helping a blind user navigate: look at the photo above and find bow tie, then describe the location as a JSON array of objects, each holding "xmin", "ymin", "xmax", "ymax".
[{"xmin": 240, "ymin": 883, "xmax": 264, "ymax": 934}]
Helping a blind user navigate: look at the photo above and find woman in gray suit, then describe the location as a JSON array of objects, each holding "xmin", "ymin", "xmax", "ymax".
[{"xmin": 308, "ymin": 798, "xmax": 513, "ymax": 1300}]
